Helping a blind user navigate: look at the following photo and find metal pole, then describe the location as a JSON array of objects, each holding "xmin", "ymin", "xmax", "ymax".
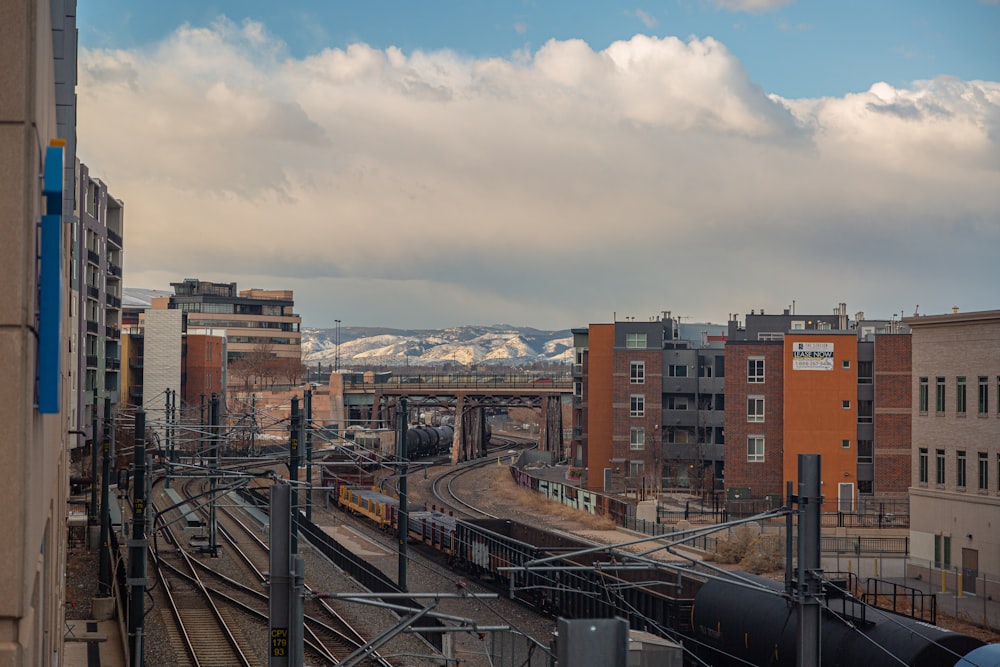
[
  {"xmin": 165, "ymin": 390, "xmax": 172, "ymax": 488},
  {"xmin": 269, "ymin": 484, "xmax": 291, "ymax": 667},
  {"xmin": 128, "ymin": 408, "xmax": 147, "ymax": 667},
  {"xmin": 209, "ymin": 393, "xmax": 220, "ymax": 557},
  {"xmin": 398, "ymin": 397, "xmax": 409, "ymax": 591},
  {"xmin": 305, "ymin": 389, "xmax": 313, "ymax": 523},
  {"xmin": 785, "ymin": 480, "xmax": 794, "ymax": 597},
  {"xmin": 98, "ymin": 398, "xmax": 112, "ymax": 597},
  {"xmin": 797, "ymin": 454, "xmax": 822, "ymax": 667},
  {"xmin": 89, "ymin": 392, "xmax": 99, "ymax": 540},
  {"xmin": 288, "ymin": 397, "xmax": 300, "ymax": 555}
]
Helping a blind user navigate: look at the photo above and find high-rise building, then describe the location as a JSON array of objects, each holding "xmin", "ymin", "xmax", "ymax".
[
  {"xmin": 74, "ymin": 162, "xmax": 124, "ymax": 444},
  {"xmin": 724, "ymin": 304, "xmax": 911, "ymax": 511},
  {"xmin": 906, "ymin": 308, "xmax": 1000, "ymax": 596}
]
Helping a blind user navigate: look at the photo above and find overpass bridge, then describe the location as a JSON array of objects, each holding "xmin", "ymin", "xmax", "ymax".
[{"xmin": 333, "ymin": 374, "xmax": 573, "ymax": 462}]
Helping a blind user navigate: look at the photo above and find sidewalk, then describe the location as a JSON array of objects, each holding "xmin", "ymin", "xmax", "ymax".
[{"xmin": 63, "ymin": 618, "xmax": 125, "ymax": 667}]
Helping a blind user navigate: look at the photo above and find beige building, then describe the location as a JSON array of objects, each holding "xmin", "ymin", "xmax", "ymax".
[
  {"xmin": 907, "ymin": 309, "xmax": 1000, "ymax": 595},
  {"xmin": 1, "ymin": 0, "xmax": 77, "ymax": 663}
]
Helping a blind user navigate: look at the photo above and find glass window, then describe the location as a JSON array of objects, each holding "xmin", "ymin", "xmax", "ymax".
[
  {"xmin": 858, "ymin": 360, "xmax": 873, "ymax": 384},
  {"xmin": 979, "ymin": 377, "xmax": 989, "ymax": 415},
  {"xmin": 842, "ymin": 359, "xmax": 851, "ymax": 369},
  {"xmin": 747, "ymin": 357, "xmax": 765, "ymax": 383},
  {"xmin": 626, "ymin": 332, "xmax": 647, "ymax": 349},
  {"xmin": 857, "ymin": 440, "xmax": 875, "ymax": 463},
  {"xmin": 630, "ymin": 394, "xmax": 645, "ymax": 418},
  {"xmin": 936, "ymin": 377, "xmax": 946, "ymax": 412},
  {"xmin": 747, "ymin": 396, "xmax": 765, "ymax": 423},
  {"xmin": 842, "ymin": 439, "xmax": 851, "ymax": 449},
  {"xmin": 978, "ymin": 452, "xmax": 988, "ymax": 491},
  {"xmin": 630, "ymin": 427, "xmax": 645, "ymax": 450},
  {"xmin": 918, "ymin": 448, "xmax": 928, "ymax": 483},
  {"xmin": 858, "ymin": 400, "xmax": 873, "ymax": 424},
  {"xmin": 957, "ymin": 377, "xmax": 967, "ymax": 414},
  {"xmin": 842, "ymin": 400, "xmax": 851, "ymax": 409},
  {"xmin": 630, "ymin": 361, "xmax": 645, "ymax": 384},
  {"xmin": 957, "ymin": 450, "xmax": 967, "ymax": 488},
  {"xmin": 668, "ymin": 364, "xmax": 688, "ymax": 377},
  {"xmin": 747, "ymin": 436, "xmax": 765, "ymax": 463},
  {"xmin": 919, "ymin": 377, "xmax": 929, "ymax": 413},
  {"xmin": 936, "ymin": 449, "xmax": 945, "ymax": 485}
]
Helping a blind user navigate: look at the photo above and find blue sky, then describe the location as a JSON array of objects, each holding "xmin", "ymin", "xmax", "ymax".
[
  {"xmin": 74, "ymin": 1, "xmax": 1000, "ymax": 330},
  {"xmin": 79, "ymin": 1, "xmax": 1000, "ymax": 98}
]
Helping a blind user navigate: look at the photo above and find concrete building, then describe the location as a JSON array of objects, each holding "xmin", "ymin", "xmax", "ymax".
[
  {"xmin": 155, "ymin": 278, "xmax": 301, "ymax": 365},
  {"xmin": 1, "ymin": 0, "xmax": 79, "ymax": 662},
  {"xmin": 906, "ymin": 309, "xmax": 1000, "ymax": 595},
  {"xmin": 724, "ymin": 305, "xmax": 911, "ymax": 511},
  {"xmin": 74, "ymin": 162, "xmax": 124, "ymax": 444},
  {"xmin": 572, "ymin": 316, "xmax": 727, "ymax": 495}
]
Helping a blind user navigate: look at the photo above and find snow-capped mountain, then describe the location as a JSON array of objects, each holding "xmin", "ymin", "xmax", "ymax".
[{"xmin": 301, "ymin": 325, "xmax": 574, "ymax": 367}]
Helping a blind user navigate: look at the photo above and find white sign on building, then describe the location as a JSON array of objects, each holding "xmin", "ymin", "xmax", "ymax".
[{"xmin": 792, "ymin": 341, "xmax": 834, "ymax": 370}]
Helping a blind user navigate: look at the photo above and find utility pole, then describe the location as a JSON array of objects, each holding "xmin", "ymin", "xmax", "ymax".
[
  {"xmin": 397, "ymin": 397, "xmax": 409, "ymax": 591},
  {"xmin": 796, "ymin": 454, "xmax": 823, "ymax": 667},
  {"xmin": 288, "ymin": 397, "xmax": 300, "ymax": 554},
  {"xmin": 164, "ymin": 390, "xmax": 172, "ymax": 488},
  {"xmin": 88, "ymin": 392, "xmax": 99, "ymax": 546},
  {"xmin": 98, "ymin": 398, "xmax": 112, "ymax": 597},
  {"xmin": 208, "ymin": 393, "xmax": 220, "ymax": 557},
  {"xmin": 268, "ymin": 484, "xmax": 303, "ymax": 667},
  {"xmin": 304, "ymin": 389, "xmax": 313, "ymax": 523},
  {"xmin": 335, "ymin": 319, "xmax": 341, "ymax": 372},
  {"xmin": 128, "ymin": 408, "xmax": 148, "ymax": 667}
]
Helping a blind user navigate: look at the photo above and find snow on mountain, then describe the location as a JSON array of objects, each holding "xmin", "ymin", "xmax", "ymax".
[{"xmin": 302, "ymin": 325, "xmax": 573, "ymax": 367}]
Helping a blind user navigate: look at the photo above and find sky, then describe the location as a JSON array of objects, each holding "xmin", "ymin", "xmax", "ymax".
[{"xmin": 76, "ymin": 1, "xmax": 1000, "ymax": 330}]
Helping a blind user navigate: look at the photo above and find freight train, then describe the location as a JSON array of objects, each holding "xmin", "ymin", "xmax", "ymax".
[{"xmin": 334, "ymin": 485, "xmax": 998, "ymax": 667}]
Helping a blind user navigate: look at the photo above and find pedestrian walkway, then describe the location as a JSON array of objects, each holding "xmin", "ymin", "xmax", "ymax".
[{"xmin": 64, "ymin": 619, "xmax": 125, "ymax": 667}]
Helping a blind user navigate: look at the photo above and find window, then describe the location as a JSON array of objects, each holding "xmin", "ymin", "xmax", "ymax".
[
  {"xmin": 857, "ymin": 439, "xmax": 872, "ymax": 463},
  {"xmin": 957, "ymin": 377, "xmax": 967, "ymax": 414},
  {"xmin": 858, "ymin": 360, "xmax": 873, "ymax": 384},
  {"xmin": 858, "ymin": 400, "xmax": 873, "ymax": 424},
  {"xmin": 629, "ymin": 427, "xmax": 645, "ymax": 450},
  {"xmin": 668, "ymin": 364, "xmax": 688, "ymax": 377},
  {"xmin": 979, "ymin": 452, "xmax": 988, "ymax": 491},
  {"xmin": 666, "ymin": 396, "xmax": 688, "ymax": 410},
  {"xmin": 979, "ymin": 377, "xmax": 989, "ymax": 415},
  {"xmin": 918, "ymin": 448, "xmax": 928, "ymax": 483},
  {"xmin": 629, "ymin": 461, "xmax": 644, "ymax": 478},
  {"xmin": 630, "ymin": 361, "xmax": 645, "ymax": 384},
  {"xmin": 747, "ymin": 436, "xmax": 765, "ymax": 463},
  {"xmin": 842, "ymin": 359, "xmax": 851, "ymax": 369},
  {"xmin": 957, "ymin": 450, "xmax": 967, "ymax": 488},
  {"xmin": 630, "ymin": 394, "xmax": 645, "ymax": 417},
  {"xmin": 919, "ymin": 377, "xmax": 929, "ymax": 413},
  {"xmin": 858, "ymin": 480, "xmax": 873, "ymax": 495},
  {"xmin": 842, "ymin": 400, "xmax": 851, "ymax": 410},
  {"xmin": 842, "ymin": 439, "xmax": 851, "ymax": 449},
  {"xmin": 626, "ymin": 332, "xmax": 647, "ymax": 349},
  {"xmin": 936, "ymin": 449, "xmax": 945, "ymax": 485},
  {"xmin": 747, "ymin": 357, "xmax": 765, "ymax": 383},
  {"xmin": 747, "ymin": 396, "xmax": 765, "ymax": 423},
  {"xmin": 935, "ymin": 535, "xmax": 951, "ymax": 569},
  {"xmin": 936, "ymin": 377, "xmax": 946, "ymax": 412}
]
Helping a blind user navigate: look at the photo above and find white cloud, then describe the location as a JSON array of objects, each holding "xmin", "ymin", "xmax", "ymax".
[
  {"xmin": 627, "ymin": 9, "xmax": 659, "ymax": 29},
  {"xmin": 77, "ymin": 24, "xmax": 1000, "ymax": 329},
  {"xmin": 712, "ymin": 0, "xmax": 796, "ymax": 13}
]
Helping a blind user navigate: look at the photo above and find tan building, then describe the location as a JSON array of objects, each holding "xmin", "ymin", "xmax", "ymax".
[
  {"xmin": 907, "ymin": 309, "xmax": 1000, "ymax": 595},
  {"xmin": 1, "ymin": 0, "xmax": 77, "ymax": 663}
]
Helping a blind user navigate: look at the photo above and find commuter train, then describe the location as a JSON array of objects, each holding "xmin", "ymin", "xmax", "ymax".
[{"xmin": 334, "ymin": 485, "xmax": 998, "ymax": 667}]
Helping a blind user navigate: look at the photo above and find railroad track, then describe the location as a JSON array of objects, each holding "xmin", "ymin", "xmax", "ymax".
[
  {"xmin": 428, "ymin": 437, "xmax": 536, "ymax": 518},
  {"xmin": 164, "ymin": 480, "xmax": 388, "ymax": 665}
]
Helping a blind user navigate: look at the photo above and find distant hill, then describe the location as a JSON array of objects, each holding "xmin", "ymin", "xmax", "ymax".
[{"xmin": 301, "ymin": 324, "xmax": 574, "ymax": 367}]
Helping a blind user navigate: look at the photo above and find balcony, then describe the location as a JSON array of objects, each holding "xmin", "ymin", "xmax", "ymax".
[
  {"xmin": 87, "ymin": 250, "xmax": 100, "ymax": 265},
  {"xmin": 85, "ymin": 355, "xmax": 98, "ymax": 368},
  {"xmin": 572, "ymin": 363, "xmax": 583, "ymax": 377},
  {"xmin": 87, "ymin": 286, "xmax": 99, "ymax": 299},
  {"xmin": 86, "ymin": 321, "xmax": 99, "ymax": 334},
  {"xmin": 107, "ymin": 229, "xmax": 122, "ymax": 247},
  {"xmin": 128, "ymin": 385, "xmax": 143, "ymax": 398},
  {"xmin": 107, "ymin": 358, "xmax": 120, "ymax": 371},
  {"xmin": 108, "ymin": 263, "xmax": 122, "ymax": 278},
  {"xmin": 105, "ymin": 326, "xmax": 120, "ymax": 340},
  {"xmin": 105, "ymin": 293, "xmax": 121, "ymax": 309},
  {"xmin": 129, "ymin": 359, "xmax": 144, "ymax": 370}
]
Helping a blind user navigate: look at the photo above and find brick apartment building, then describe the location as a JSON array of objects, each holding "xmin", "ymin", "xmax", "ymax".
[{"xmin": 724, "ymin": 305, "xmax": 912, "ymax": 511}]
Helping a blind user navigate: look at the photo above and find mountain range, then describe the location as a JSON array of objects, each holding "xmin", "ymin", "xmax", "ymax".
[{"xmin": 301, "ymin": 325, "xmax": 574, "ymax": 368}]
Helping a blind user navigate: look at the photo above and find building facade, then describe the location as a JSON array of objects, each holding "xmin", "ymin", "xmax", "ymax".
[
  {"xmin": 1, "ymin": 0, "xmax": 78, "ymax": 662},
  {"xmin": 574, "ymin": 316, "xmax": 726, "ymax": 494},
  {"xmin": 74, "ymin": 162, "xmax": 123, "ymax": 443},
  {"xmin": 724, "ymin": 305, "xmax": 911, "ymax": 510},
  {"xmin": 907, "ymin": 309, "xmax": 1000, "ymax": 594},
  {"xmin": 156, "ymin": 278, "xmax": 301, "ymax": 365}
]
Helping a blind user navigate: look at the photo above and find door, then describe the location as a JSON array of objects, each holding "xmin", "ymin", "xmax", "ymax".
[
  {"xmin": 962, "ymin": 548, "xmax": 978, "ymax": 594},
  {"xmin": 838, "ymin": 483, "xmax": 854, "ymax": 512}
]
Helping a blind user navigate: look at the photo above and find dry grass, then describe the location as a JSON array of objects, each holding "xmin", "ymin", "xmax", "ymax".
[
  {"xmin": 488, "ymin": 468, "xmax": 617, "ymax": 531},
  {"xmin": 706, "ymin": 524, "xmax": 784, "ymax": 574}
]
